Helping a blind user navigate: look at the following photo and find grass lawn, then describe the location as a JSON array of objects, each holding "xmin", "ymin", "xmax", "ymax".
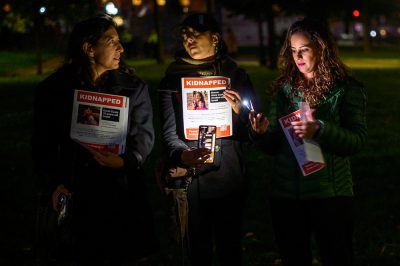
[{"xmin": 0, "ymin": 46, "xmax": 399, "ymax": 265}]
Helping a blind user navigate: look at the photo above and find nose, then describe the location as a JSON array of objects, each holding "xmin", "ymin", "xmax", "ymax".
[
  {"xmin": 294, "ymin": 50, "xmax": 302, "ymax": 59},
  {"xmin": 117, "ymin": 41, "xmax": 124, "ymax": 53},
  {"xmin": 183, "ymin": 34, "xmax": 194, "ymax": 44}
]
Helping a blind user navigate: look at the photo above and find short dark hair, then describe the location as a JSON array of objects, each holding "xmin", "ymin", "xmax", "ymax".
[{"xmin": 180, "ymin": 12, "xmax": 221, "ymax": 34}]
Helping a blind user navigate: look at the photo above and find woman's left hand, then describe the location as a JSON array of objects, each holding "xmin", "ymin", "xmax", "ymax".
[
  {"xmin": 223, "ymin": 89, "xmax": 242, "ymax": 115},
  {"xmin": 93, "ymin": 151, "xmax": 124, "ymax": 168},
  {"xmin": 291, "ymin": 109, "xmax": 320, "ymax": 139},
  {"xmin": 84, "ymin": 146, "xmax": 125, "ymax": 168}
]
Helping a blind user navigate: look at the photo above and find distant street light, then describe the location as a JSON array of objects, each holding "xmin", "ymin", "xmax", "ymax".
[
  {"xmin": 156, "ymin": 0, "xmax": 166, "ymax": 6},
  {"xmin": 105, "ymin": 2, "xmax": 118, "ymax": 15},
  {"xmin": 39, "ymin": 6, "xmax": 46, "ymax": 14}
]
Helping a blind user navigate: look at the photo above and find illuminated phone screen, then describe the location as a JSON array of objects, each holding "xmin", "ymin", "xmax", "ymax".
[{"xmin": 198, "ymin": 125, "xmax": 216, "ymax": 163}]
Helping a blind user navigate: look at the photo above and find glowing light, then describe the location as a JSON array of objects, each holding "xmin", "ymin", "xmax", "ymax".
[
  {"xmin": 39, "ymin": 6, "xmax": 46, "ymax": 14},
  {"xmin": 156, "ymin": 0, "xmax": 166, "ymax": 6},
  {"xmin": 353, "ymin": 9, "xmax": 360, "ymax": 18},
  {"xmin": 370, "ymin": 30, "xmax": 377, "ymax": 38},
  {"xmin": 113, "ymin": 16, "xmax": 124, "ymax": 27},
  {"xmin": 105, "ymin": 2, "xmax": 118, "ymax": 15},
  {"xmin": 379, "ymin": 29, "xmax": 387, "ymax": 37},
  {"xmin": 179, "ymin": 0, "xmax": 190, "ymax": 6},
  {"xmin": 132, "ymin": 0, "xmax": 142, "ymax": 5},
  {"xmin": 3, "ymin": 4, "xmax": 11, "ymax": 12}
]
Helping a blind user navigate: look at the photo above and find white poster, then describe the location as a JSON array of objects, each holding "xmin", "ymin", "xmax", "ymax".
[
  {"xmin": 278, "ymin": 105, "xmax": 325, "ymax": 176},
  {"xmin": 181, "ymin": 76, "xmax": 232, "ymax": 140},
  {"xmin": 70, "ymin": 90, "xmax": 129, "ymax": 154}
]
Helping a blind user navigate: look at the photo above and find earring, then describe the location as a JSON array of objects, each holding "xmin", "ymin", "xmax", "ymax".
[{"xmin": 88, "ymin": 52, "xmax": 94, "ymax": 57}]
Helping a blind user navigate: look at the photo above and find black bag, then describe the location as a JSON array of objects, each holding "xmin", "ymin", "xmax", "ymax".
[{"xmin": 35, "ymin": 192, "xmax": 74, "ymax": 263}]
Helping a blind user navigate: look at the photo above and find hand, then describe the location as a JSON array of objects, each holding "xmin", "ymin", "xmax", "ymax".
[
  {"xmin": 51, "ymin": 184, "xmax": 71, "ymax": 212},
  {"xmin": 181, "ymin": 147, "xmax": 211, "ymax": 167},
  {"xmin": 291, "ymin": 109, "xmax": 320, "ymax": 139},
  {"xmin": 92, "ymin": 150, "xmax": 125, "ymax": 168},
  {"xmin": 249, "ymin": 110, "xmax": 269, "ymax": 134},
  {"xmin": 168, "ymin": 167, "xmax": 189, "ymax": 178},
  {"xmin": 223, "ymin": 89, "xmax": 242, "ymax": 115}
]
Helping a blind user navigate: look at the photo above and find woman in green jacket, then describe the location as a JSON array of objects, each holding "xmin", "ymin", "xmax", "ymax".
[{"xmin": 250, "ymin": 18, "xmax": 367, "ymax": 266}]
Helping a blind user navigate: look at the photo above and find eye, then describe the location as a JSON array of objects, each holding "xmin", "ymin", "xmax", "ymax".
[{"xmin": 300, "ymin": 48, "xmax": 310, "ymax": 53}]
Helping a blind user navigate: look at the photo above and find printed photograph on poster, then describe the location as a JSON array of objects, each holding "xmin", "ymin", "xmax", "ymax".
[
  {"xmin": 187, "ymin": 90, "xmax": 209, "ymax": 110},
  {"xmin": 77, "ymin": 105, "xmax": 100, "ymax": 126}
]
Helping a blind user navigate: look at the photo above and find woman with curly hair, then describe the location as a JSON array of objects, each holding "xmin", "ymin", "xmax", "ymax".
[{"xmin": 250, "ymin": 18, "xmax": 367, "ymax": 266}]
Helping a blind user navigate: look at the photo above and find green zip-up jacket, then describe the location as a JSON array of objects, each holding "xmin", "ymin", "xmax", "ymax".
[{"xmin": 253, "ymin": 78, "xmax": 367, "ymax": 199}]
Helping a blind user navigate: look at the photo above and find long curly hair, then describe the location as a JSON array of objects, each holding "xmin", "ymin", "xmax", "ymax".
[{"xmin": 273, "ymin": 18, "xmax": 351, "ymax": 106}]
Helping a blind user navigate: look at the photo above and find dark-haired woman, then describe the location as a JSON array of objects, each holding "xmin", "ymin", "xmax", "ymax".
[
  {"xmin": 33, "ymin": 15, "xmax": 158, "ymax": 264},
  {"xmin": 250, "ymin": 18, "xmax": 367, "ymax": 266},
  {"xmin": 158, "ymin": 12, "xmax": 259, "ymax": 266}
]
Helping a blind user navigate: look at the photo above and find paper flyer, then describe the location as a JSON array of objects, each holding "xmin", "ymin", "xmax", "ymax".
[
  {"xmin": 70, "ymin": 90, "xmax": 129, "ymax": 154},
  {"xmin": 278, "ymin": 103, "xmax": 325, "ymax": 176},
  {"xmin": 181, "ymin": 76, "xmax": 232, "ymax": 140}
]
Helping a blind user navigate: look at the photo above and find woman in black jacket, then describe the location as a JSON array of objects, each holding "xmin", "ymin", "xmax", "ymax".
[
  {"xmin": 158, "ymin": 12, "xmax": 258, "ymax": 266},
  {"xmin": 33, "ymin": 14, "xmax": 158, "ymax": 264}
]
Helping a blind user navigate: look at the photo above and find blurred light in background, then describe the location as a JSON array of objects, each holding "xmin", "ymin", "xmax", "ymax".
[
  {"xmin": 370, "ymin": 30, "xmax": 377, "ymax": 38},
  {"xmin": 2, "ymin": 3, "xmax": 11, "ymax": 12},
  {"xmin": 39, "ymin": 6, "xmax": 46, "ymax": 14},
  {"xmin": 105, "ymin": 2, "xmax": 118, "ymax": 15},
  {"xmin": 113, "ymin": 15, "xmax": 124, "ymax": 26},
  {"xmin": 156, "ymin": 0, "xmax": 166, "ymax": 6}
]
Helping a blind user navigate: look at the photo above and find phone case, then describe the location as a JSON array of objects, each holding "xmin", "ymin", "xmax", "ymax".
[{"xmin": 198, "ymin": 125, "xmax": 216, "ymax": 164}]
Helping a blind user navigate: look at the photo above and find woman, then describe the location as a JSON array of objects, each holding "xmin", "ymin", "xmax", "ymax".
[
  {"xmin": 33, "ymin": 14, "xmax": 158, "ymax": 264},
  {"xmin": 158, "ymin": 12, "xmax": 258, "ymax": 266},
  {"xmin": 192, "ymin": 91, "xmax": 207, "ymax": 110},
  {"xmin": 250, "ymin": 18, "xmax": 367, "ymax": 266}
]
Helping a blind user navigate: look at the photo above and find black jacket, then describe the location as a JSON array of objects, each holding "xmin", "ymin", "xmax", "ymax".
[
  {"xmin": 32, "ymin": 65, "xmax": 157, "ymax": 259},
  {"xmin": 33, "ymin": 65, "xmax": 154, "ymax": 193},
  {"xmin": 158, "ymin": 55, "xmax": 258, "ymax": 198}
]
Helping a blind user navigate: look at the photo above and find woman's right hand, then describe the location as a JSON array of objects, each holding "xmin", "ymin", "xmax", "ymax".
[
  {"xmin": 249, "ymin": 110, "xmax": 269, "ymax": 135},
  {"xmin": 181, "ymin": 147, "xmax": 211, "ymax": 167},
  {"xmin": 51, "ymin": 184, "xmax": 71, "ymax": 212}
]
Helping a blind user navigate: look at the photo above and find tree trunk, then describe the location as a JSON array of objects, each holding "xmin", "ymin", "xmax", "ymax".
[
  {"xmin": 33, "ymin": 9, "xmax": 43, "ymax": 75},
  {"xmin": 153, "ymin": 0, "xmax": 165, "ymax": 64},
  {"xmin": 257, "ymin": 18, "xmax": 266, "ymax": 66},
  {"xmin": 361, "ymin": 7, "xmax": 371, "ymax": 53},
  {"xmin": 266, "ymin": 8, "xmax": 277, "ymax": 70}
]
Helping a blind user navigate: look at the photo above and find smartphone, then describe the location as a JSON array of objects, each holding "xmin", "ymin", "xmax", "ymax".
[
  {"xmin": 198, "ymin": 125, "xmax": 216, "ymax": 164},
  {"xmin": 57, "ymin": 193, "xmax": 71, "ymax": 226}
]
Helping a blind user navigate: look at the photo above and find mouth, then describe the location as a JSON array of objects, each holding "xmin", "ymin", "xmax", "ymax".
[{"xmin": 297, "ymin": 62, "xmax": 306, "ymax": 67}]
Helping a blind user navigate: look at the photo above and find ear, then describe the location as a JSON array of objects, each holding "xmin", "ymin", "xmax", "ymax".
[
  {"xmin": 211, "ymin": 33, "xmax": 221, "ymax": 46},
  {"xmin": 82, "ymin": 42, "xmax": 94, "ymax": 57}
]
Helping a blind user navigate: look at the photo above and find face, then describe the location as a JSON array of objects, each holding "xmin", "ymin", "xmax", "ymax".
[
  {"xmin": 290, "ymin": 32, "xmax": 318, "ymax": 80},
  {"xmin": 182, "ymin": 27, "xmax": 218, "ymax": 60},
  {"xmin": 194, "ymin": 92, "xmax": 202, "ymax": 101},
  {"xmin": 90, "ymin": 27, "xmax": 124, "ymax": 77}
]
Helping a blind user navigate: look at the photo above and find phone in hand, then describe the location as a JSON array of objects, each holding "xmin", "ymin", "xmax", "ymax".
[
  {"xmin": 198, "ymin": 125, "xmax": 216, "ymax": 164},
  {"xmin": 57, "ymin": 193, "xmax": 71, "ymax": 226}
]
